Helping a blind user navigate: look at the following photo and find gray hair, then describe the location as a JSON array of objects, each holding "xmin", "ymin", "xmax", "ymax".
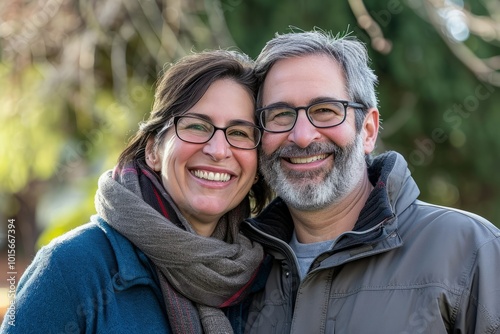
[{"xmin": 255, "ymin": 29, "xmax": 379, "ymax": 131}]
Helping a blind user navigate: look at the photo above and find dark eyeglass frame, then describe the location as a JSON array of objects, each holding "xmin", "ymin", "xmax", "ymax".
[
  {"xmin": 257, "ymin": 99, "xmax": 365, "ymax": 133},
  {"xmin": 173, "ymin": 115, "xmax": 262, "ymax": 150}
]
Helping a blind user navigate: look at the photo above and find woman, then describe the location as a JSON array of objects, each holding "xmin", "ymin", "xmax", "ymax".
[{"xmin": 2, "ymin": 50, "xmax": 272, "ymax": 333}]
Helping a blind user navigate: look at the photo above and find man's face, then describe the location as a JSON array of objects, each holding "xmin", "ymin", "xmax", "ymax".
[{"xmin": 258, "ymin": 54, "xmax": 372, "ymax": 210}]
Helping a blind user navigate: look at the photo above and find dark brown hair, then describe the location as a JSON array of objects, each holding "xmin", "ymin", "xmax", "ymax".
[{"xmin": 118, "ymin": 49, "xmax": 272, "ymax": 214}]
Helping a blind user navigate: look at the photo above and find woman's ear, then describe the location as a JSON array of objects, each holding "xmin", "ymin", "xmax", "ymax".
[{"xmin": 145, "ymin": 138, "xmax": 162, "ymax": 171}]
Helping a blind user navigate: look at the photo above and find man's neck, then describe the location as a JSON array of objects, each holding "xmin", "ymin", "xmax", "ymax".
[{"xmin": 289, "ymin": 171, "xmax": 374, "ymax": 244}]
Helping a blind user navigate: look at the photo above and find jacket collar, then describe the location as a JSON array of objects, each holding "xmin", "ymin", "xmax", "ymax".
[{"xmin": 92, "ymin": 215, "xmax": 158, "ymax": 288}]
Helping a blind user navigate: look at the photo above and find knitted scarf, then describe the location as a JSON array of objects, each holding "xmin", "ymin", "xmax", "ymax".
[{"xmin": 94, "ymin": 161, "xmax": 264, "ymax": 333}]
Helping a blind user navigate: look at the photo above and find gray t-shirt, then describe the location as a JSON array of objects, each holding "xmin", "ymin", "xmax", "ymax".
[{"xmin": 289, "ymin": 231, "xmax": 335, "ymax": 280}]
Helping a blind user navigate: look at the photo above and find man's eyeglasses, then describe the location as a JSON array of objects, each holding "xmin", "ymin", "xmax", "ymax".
[
  {"xmin": 257, "ymin": 99, "xmax": 365, "ymax": 133},
  {"xmin": 173, "ymin": 115, "xmax": 262, "ymax": 150}
]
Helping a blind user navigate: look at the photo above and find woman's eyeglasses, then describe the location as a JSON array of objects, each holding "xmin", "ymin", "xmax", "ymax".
[{"xmin": 174, "ymin": 115, "xmax": 262, "ymax": 150}]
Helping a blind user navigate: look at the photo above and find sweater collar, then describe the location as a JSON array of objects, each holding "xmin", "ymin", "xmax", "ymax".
[{"xmin": 354, "ymin": 152, "xmax": 397, "ymax": 231}]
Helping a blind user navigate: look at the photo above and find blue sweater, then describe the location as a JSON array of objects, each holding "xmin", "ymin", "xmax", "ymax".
[{"xmin": 1, "ymin": 216, "xmax": 260, "ymax": 333}]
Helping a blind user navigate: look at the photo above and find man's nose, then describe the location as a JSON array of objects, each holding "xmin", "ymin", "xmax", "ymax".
[{"xmin": 288, "ymin": 109, "xmax": 321, "ymax": 148}]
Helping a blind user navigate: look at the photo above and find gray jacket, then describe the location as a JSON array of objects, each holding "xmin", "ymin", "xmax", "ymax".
[{"xmin": 242, "ymin": 151, "xmax": 500, "ymax": 333}]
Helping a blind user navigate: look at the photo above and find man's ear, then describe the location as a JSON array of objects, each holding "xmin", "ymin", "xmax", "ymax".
[
  {"xmin": 145, "ymin": 138, "xmax": 162, "ymax": 171},
  {"xmin": 362, "ymin": 108, "xmax": 379, "ymax": 154}
]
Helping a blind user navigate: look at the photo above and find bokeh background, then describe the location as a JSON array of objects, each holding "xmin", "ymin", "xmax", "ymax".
[{"xmin": 1, "ymin": 0, "xmax": 499, "ymax": 319}]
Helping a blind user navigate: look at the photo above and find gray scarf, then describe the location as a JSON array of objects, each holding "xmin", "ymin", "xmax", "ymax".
[{"xmin": 94, "ymin": 163, "xmax": 264, "ymax": 333}]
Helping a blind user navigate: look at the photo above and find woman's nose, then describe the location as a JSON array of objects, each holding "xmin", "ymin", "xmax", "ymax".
[{"xmin": 202, "ymin": 129, "xmax": 231, "ymax": 160}]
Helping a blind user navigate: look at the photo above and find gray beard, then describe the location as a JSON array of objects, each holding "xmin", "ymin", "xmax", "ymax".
[{"xmin": 259, "ymin": 135, "xmax": 366, "ymax": 211}]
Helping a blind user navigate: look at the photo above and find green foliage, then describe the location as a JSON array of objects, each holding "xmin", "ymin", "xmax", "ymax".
[
  {"xmin": 1, "ymin": 0, "xmax": 242, "ymax": 253},
  {"xmin": 36, "ymin": 178, "xmax": 98, "ymax": 249},
  {"xmin": 224, "ymin": 0, "xmax": 500, "ymax": 226},
  {"xmin": 0, "ymin": 64, "xmax": 65, "ymax": 193},
  {"xmin": 2, "ymin": 0, "xmax": 499, "ymax": 257},
  {"xmin": 224, "ymin": 1, "xmax": 354, "ymax": 58},
  {"xmin": 33, "ymin": 86, "xmax": 151, "ymax": 250}
]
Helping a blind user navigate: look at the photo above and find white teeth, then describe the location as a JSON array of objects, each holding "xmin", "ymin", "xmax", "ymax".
[
  {"xmin": 193, "ymin": 170, "xmax": 231, "ymax": 182},
  {"xmin": 289, "ymin": 154, "xmax": 328, "ymax": 164}
]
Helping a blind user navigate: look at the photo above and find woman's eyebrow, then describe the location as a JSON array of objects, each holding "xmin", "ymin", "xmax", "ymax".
[
  {"xmin": 228, "ymin": 119, "xmax": 257, "ymax": 127},
  {"xmin": 186, "ymin": 112, "xmax": 256, "ymax": 126},
  {"xmin": 185, "ymin": 112, "xmax": 211, "ymax": 121}
]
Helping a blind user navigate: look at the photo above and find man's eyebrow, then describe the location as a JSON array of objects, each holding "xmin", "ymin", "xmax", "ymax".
[
  {"xmin": 258, "ymin": 101, "xmax": 291, "ymax": 109},
  {"xmin": 260, "ymin": 96, "xmax": 344, "ymax": 109},
  {"xmin": 309, "ymin": 96, "xmax": 344, "ymax": 104}
]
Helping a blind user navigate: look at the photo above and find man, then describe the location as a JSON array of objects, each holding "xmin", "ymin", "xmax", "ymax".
[{"xmin": 241, "ymin": 30, "xmax": 500, "ymax": 333}]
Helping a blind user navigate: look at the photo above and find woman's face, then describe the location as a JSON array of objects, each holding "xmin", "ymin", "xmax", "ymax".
[{"xmin": 147, "ymin": 79, "xmax": 258, "ymax": 236}]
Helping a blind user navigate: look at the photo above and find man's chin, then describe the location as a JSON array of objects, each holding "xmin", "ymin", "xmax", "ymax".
[
  {"xmin": 281, "ymin": 195, "xmax": 333, "ymax": 212},
  {"xmin": 282, "ymin": 173, "xmax": 325, "ymax": 186}
]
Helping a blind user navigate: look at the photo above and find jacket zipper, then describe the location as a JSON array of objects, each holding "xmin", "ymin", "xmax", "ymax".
[{"xmin": 242, "ymin": 221, "xmax": 301, "ymax": 306}]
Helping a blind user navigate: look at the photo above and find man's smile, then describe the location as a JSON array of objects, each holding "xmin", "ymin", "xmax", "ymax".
[{"xmin": 286, "ymin": 154, "xmax": 330, "ymax": 164}]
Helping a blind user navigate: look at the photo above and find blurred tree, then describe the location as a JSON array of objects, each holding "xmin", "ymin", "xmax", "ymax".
[
  {"xmin": 0, "ymin": 0, "xmax": 239, "ymax": 257},
  {"xmin": 1, "ymin": 0, "xmax": 499, "ymax": 263},
  {"xmin": 348, "ymin": 0, "xmax": 500, "ymax": 223}
]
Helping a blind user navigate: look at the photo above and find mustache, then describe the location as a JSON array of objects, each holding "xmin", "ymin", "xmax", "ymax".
[{"xmin": 266, "ymin": 142, "xmax": 344, "ymax": 159}]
